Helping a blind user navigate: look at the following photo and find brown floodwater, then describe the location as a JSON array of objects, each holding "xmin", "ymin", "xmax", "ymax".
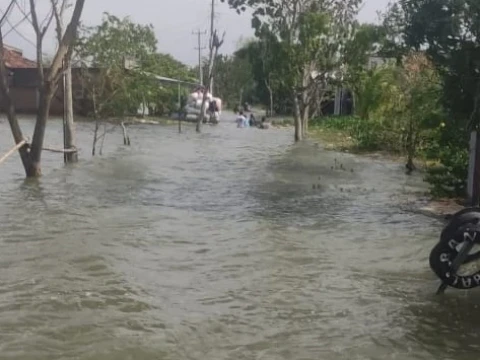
[{"xmin": 0, "ymin": 115, "xmax": 479, "ymax": 360}]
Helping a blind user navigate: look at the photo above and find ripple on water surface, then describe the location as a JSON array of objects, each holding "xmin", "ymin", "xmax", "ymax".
[{"xmin": 0, "ymin": 119, "xmax": 475, "ymax": 359}]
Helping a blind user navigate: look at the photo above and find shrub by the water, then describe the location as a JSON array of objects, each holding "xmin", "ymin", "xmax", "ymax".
[
  {"xmin": 311, "ymin": 116, "xmax": 400, "ymax": 152},
  {"xmin": 311, "ymin": 115, "xmax": 469, "ymax": 198}
]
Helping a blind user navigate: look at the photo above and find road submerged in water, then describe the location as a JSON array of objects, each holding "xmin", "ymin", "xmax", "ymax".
[{"xmin": 1, "ymin": 116, "xmax": 480, "ymax": 360}]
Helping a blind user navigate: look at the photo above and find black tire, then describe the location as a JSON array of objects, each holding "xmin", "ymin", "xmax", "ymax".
[{"xmin": 430, "ymin": 209, "xmax": 480, "ymax": 288}]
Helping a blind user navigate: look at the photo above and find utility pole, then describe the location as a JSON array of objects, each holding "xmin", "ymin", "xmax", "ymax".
[
  {"xmin": 193, "ymin": 29, "xmax": 207, "ymax": 85},
  {"xmin": 209, "ymin": 0, "xmax": 215, "ymax": 94}
]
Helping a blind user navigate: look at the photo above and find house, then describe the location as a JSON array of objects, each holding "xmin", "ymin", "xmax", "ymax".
[
  {"xmin": 0, "ymin": 45, "xmax": 39, "ymax": 113},
  {"xmin": 0, "ymin": 44, "xmax": 92, "ymax": 116}
]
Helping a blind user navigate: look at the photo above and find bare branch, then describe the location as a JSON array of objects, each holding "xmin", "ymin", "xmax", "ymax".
[
  {"xmin": 0, "ymin": 0, "xmax": 16, "ymax": 26},
  {"xmin": 29, "ymin": 0, "xmax": 46, "ymax": 82},
  {"xmin": 40, "ymin": 8, "xmax": 55, "ymax": 37},
  {"xmin": 13, "ymin": 1, "xmax": 33, "ymax": 26},
  {"xmin": 49, "ymin": 0, "xmax": 85, "ymax": 84},
  {"xmin": 29, "ymin": 0, "xmax": 41, "ymax": 34},
  {"xmin": 51, "ymin": 0, "xmax": 63, "ymax": 42}
]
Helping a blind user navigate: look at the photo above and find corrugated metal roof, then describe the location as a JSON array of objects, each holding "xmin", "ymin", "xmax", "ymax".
[{"xmin": 141, "ymin": 71, "xmax": 199, "ymax": 86}]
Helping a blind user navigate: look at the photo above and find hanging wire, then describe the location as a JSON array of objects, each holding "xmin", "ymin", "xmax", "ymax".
[{"xmin": 0, "ymin": 0, "xmax": 16, "ymax": 26}]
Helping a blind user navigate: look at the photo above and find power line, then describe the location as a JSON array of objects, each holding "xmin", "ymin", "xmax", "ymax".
[
  {"xmin": 0, "ymin": 0, "xmax": 37, "ymax": 48},
  {"xmin": 4, "ymin": 11, "xmax": 30, "ymax": 37},
  {"xmin": 3, "ymin": 16, "xmax": 36, "ymax": 49},
  {"xmin": 209, "ymin": 0, "xmax": 215, "ymax": 92},
  {"xmin": 0, "ymin": 0, "xmax": 16, "ymax": 26},
  {"xmin": 0, "ymin": 0, "xmax": 35, "ymax": 48},
  {"xmin": 13, "ymin": 0, "xmax": 32, "ymax": 26}
]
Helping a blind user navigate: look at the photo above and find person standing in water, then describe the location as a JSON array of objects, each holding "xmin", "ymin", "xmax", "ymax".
[{"xmin": 236, "ymin": 111, "xmax": 249, "ymax": 128}]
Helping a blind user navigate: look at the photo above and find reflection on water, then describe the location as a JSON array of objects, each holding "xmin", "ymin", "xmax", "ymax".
[{"xmin": 0, "ymin": 116, "xmax": 475, "ymax": 360}]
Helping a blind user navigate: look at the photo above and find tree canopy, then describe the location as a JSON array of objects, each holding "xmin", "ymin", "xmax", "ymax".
[{"xmin": 76, "ymin": 13, "xmax": 195, "ymax": 117}]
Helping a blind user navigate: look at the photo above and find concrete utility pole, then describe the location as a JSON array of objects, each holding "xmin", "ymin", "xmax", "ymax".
[
  {"xmin": 193, "ymin": 29, "xmax": 207, "ymax": 85},
  {"xmin": 209, "ymin": 0, "xmax": 215, "ymax": 93}
]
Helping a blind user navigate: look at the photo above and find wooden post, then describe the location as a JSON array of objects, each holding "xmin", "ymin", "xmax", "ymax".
[
  {"xmin": 121, "ymin": 122, "xmax": 130, "ymax": 145},
  {"xmin": 0, "ymin": 139, "xmax": 27, "ymax": 165}
]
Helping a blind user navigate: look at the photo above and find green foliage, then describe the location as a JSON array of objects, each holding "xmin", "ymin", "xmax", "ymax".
[
  {"xmin": 204, "ymin": 54, "xmax": 256, "ymax": 108},
  {"xmin": 377, "ymin": 0, "xmax": 480, "ymax": 197},
  {"xmin": 402, "ymin": 0, "xmax": 480, "ymax": 129},
  {"xmin": 76, "ymin": 12, "xmax": 193, "ymax": 118},
  {"xmin": 351, "ymin": 65, "xmax": 397, "ymax": 120},
  {"xmin": 311, "ymin": 116, "xmax": 399, "ymax": 152},
  {"xmin": 424, "ymin": 143, "xmax": 469, "ymax": 198},
  {"xmin": 218, "ymin": 0, "xmax": 475, "ymax": 198}
]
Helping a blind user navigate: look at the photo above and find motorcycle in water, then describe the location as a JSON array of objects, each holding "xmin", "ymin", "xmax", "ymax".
[{"xmin": 429, "ymin": 207, "xmax": 480, "ymax": 294}]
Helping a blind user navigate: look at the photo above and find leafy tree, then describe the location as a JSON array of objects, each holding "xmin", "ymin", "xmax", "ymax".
[
  {"xmin": 343, "ymin": 22, "xmax": 388, "ymax": 113},
  {"xmin": 234, "ymin": 33, "xmax": 287, "ymax": 115},
  {"xmin": 212, "ymin": 54, "xmax": 255, "ymax": 108},
  {"xmin": 389, "ymin": 52, "xmax": 443, "ymax": 171},
  {"xmin": 221, "ymin": 0, "xmax": 361, "ymax": 141},
  {"xmin": 401, "ymin": 0, "xmax": 480, "ymax": 129},
  {"xmin": 352, "ymin": 65, "xmax": 397, "ymax": 120},
  {"xmin": 76, "ymin": 13, "xmax": 158, "ymax": 117},
  {"xmin": 395, "ymin": 0, "xmax": 480, "ymax": 195}
]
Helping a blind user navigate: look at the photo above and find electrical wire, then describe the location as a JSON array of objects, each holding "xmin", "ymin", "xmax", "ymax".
[
  {"xmin": 13, "ymin": 0, "xmax": 31, "ymax": 26},
  {"xmin": 3, "ymin": 16, "xmax": 36, "ymax": 48},
  {"xmin": 0, "ymin": 0, "xmax": 35, "ymax": 49},
  {"xmin": 4, "ymin": 11, "xmax": 31, "ymax": 37},
  {"xmin": 0, "ymin": 0, "xmax": 17, "ymax": 26}
]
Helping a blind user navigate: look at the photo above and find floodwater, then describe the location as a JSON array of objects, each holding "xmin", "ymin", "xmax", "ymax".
[{"xmin": 0, "ymin": 115, "xmax": 479, "ymax": 360}]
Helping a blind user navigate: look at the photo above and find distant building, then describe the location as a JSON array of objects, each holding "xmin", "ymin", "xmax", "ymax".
[{"xmin": 0, "ymin": 44, "xmax": 94, "ymax": 116}]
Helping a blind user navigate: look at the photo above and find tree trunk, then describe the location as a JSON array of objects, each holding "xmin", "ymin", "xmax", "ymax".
[
  {"xmin": 265, "ymin": 78, "xmax": 273, "ymax": 117},
  {"xmin": 26, "ymin": 88, "xmax": 54, "ymax": 177},
  {"xmin": 64, "ymin": 61, "xmax": 77, "ymax": 163},
  {"xmin": 92, "ymin": 118, "xmax": 99, "ymax": 156},
  {"xmin": 91, "ymin": 88, "xmax": 98, "ymax": 156},
  {"xmin": 0, "ymin": 0, "xmax": 85, "ymax": 177},
  {"xmin": 405, "ymin": 114, "xmax": 417, "ymax": 174},
  {"xmin": 0, "ymin": 25, "xmax": 34, "ymax": 173},
  {"xmin": 302, "ymin": 105, "xmax": 309, "ymax": 139},
  {"xmin": 293, "ymin": 93, "xmax": 302, "ymax": 142},
  {"xmin": 238, "ymin": 87, "xmax": 244, "ymax": 109}
]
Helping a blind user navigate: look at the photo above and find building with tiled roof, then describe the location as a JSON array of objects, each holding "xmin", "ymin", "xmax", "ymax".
[{"xmin": 3, "ymin": 45, "xmax": 36, "ymax": 68}]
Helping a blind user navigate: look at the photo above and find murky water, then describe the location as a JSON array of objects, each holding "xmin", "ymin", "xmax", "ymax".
[{"xmin": 1, "ymin": 115, "xmax": 480, "ymax": 360}]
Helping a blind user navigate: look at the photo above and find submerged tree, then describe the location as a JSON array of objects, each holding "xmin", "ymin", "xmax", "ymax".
[
  {"xmin": 76, "ymin": 13, "xmax": 158, "ymax": 119},
  {"xmin": 0, "ymin": 0, "xmax": 85, "ymax": 177},
  {"xmin": 221, "ymin": 0, "xmax": 361, "ymax": 141}
]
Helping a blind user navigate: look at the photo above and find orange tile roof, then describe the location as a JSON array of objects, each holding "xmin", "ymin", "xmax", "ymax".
[{"xmin": 3, "ymin": 45, "xmax": 36, "ymax": 68}]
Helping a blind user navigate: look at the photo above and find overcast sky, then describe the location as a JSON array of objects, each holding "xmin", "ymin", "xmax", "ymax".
[{"xmin": 1, "ymin": 0, "xmax": 389, "ymax": 67}]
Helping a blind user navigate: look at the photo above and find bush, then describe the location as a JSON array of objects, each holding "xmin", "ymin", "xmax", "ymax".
[
  {"xmin": 311, "ymin": 115, "xmax": 400, "ymax": 152},
  {"xmin": 312, "ymin": 115, "xmax": 469, "ymax": 198},
  {"xmin": 424, "ymin": 144, "xmax": 468, "ymax": 198}
]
